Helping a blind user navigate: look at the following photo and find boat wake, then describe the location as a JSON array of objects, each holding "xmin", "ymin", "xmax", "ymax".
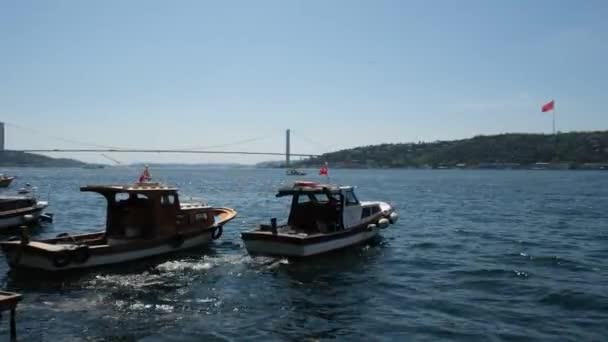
[
  {"xmin": 87, "ymin": 272, "xmax": 172, "ymax": 290},
  {"xmin": 121, "ymin": 301, "xmax": 175, "ymax": 313},
  {"xmin": 156, "ymin": 260, "xmax": 213, "ymax": 272}
]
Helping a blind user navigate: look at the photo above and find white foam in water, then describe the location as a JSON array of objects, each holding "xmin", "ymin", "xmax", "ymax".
[
  {"xmin": 130, "ymin": 302, "xmax": 153, "ymax": 310},
  {"xmin": 156, "ymin": 260, "xmax": 213, "ymax": 272},
  {"xmin": 114, "ymin": 300, "xmax": 127, "ymax": 308},
  {"xmin": 263, "ymin": 257, "xmax": 289, "ymax": 270},
  {"xmin": 514, "ymin": 270, "xmax": 528, "ymax": 277},
  {"xmin": 203, "ymin": 254, "xmax": 251, "ymax": 266},
  {"xmin": 155, "ymin": 304, "xmax": 174, "ymax": 313},
  {"xmin": 90, "ymin": 272, "xmax": 166, "ymax": 288},
  {"xmin": 196, "ymin": 297, "xmax": 215, "ymax": 303},
  {"xmin": 129, "ymin": 302, "xmax": 174, "ymax": 313},
  {"xmin": 40, "ymin": 297, "xmax": 104, "ymax": 313}
]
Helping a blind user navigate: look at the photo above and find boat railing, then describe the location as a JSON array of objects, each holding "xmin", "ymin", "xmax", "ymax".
[{"xmin": 180, "ymin": 196, "xmax": 209, "ymax": 207}]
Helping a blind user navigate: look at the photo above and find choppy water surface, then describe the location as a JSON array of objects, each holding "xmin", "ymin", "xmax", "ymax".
[{"xmin": 0, "ymin": 167, "xmax": 607, "ymax": 341}]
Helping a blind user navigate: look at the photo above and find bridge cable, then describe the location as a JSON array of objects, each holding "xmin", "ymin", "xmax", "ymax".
[
  {"xmin": 4, "ymin": 121, "xmax": 124, "ymax": 150},
  {"xmin": 290, "ymin": 131, "xmax": 329, "ymax": 154},
  {"xmin": 4, "ymin": 121, "xmax": 282, "ymax": 153},
  {"xmin": 179, "ymin": 134, "xmax": 277, "ymax": 151}
]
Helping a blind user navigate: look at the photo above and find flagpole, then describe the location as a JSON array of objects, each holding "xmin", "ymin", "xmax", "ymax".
[
  {"xmin": 552, "ymin": 103, "xmax": 558, "ymax": 161},
  {"xmin": 552, "ymin": 105, "xmax": 556, "ymax": 136}
]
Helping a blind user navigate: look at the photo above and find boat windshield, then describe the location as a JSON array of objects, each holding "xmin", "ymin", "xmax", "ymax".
[
  {"xmin": 295, "ymin": 192, "xmax": 339, "ymax": 204},
  {"xmin": 288, "ymin": 192, "xmax": 343, "ymax": 233},
  {"xmin": 312, "ymin": 193, "xmax": 335, "ymax": 203}
]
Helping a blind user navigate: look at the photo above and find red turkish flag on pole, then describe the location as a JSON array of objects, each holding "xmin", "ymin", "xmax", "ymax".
[
  {"xmin": 541, "ymin": 100, "xmax": 555, "ymax": 112},
  {"xmin": 319, "ymin": 163, "xmax": 328, "ymax": 176},
  {"xmin": 138, "ymin": 165, "xmax": 151, "ymax": 183}
]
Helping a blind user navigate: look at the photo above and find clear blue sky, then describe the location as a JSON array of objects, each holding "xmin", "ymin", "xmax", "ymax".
[{"xmin": 1, "ymin": 0, "xmax": 607, "ymax": 164}]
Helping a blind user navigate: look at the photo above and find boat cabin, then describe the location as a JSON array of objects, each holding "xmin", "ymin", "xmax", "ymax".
[
  {"xmin": 81, "ymin": 183, "xmax": 214, "ymax": 240},
  {"xmin": 275, "ymin": 181, "xmax": 371, "ymax": 233}
]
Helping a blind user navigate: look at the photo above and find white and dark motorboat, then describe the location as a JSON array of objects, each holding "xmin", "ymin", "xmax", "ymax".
[
  {"xmin": 241, "ymin": 181, "xmax": 398, "ymax": 257},
  {"xmin": 0, "ymin": 182, "xmax": 236, "ymax": 272},
  {"xmin": 0, "ymin": 195, "xmax": 48, "ymax": 230},
  {"xmin": 0, "ymin": 175, "xmax": 15, "ymax": 188},
  {"xmin": 286, "ymin": 169, "xmax": 307, "ymax": 176}
]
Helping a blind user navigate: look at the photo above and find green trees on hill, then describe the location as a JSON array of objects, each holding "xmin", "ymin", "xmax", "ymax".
[
  {"xmin": 294, "ymin": 131, "xmax": 608, "ymax": 168},
  {"xmin": 0, "ymin": 151, "xmax": 86, "ymax": 167}
]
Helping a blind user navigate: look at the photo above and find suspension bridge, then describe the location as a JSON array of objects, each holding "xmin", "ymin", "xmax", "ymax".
[{"xmin": 0, "ymin": 122, "xmax": 324, "ymax": 166}]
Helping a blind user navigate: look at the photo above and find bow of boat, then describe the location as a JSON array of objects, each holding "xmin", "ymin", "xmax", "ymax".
[{"xmin": 212, "ymin": 207, "xmax": 238, "ymax": 226}]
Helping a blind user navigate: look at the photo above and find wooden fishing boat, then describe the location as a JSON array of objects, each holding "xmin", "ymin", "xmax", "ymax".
[
  {"xmin": 0, "ymin": 182, "xmax": 236, "ymax": 272},
  {"xmin": 0, "ymin": 175, "xmax": 14, "ymax": 188},
  {"xmin": 241, "ymin": 181, "xmax": 399, "ymax": 257},
  {"xmin": 0, "ymin": 195, "xmax": 48, "ymax": 230}
]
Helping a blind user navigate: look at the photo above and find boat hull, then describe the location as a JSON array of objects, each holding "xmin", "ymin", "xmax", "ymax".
[
  {"xmin": 0, "ymin": 205, "xmax": 46, "ymax": 230},
  {"xmin": 1, "ymin": 230, "xmax": 215, "ymax": 272},
  {"xmin": 0, "ymin": 177, "xmax": 14, "ymax": 188},
  {"xmin": 242, "ymin": 225, "xmax": 381, "ymax": 257}
]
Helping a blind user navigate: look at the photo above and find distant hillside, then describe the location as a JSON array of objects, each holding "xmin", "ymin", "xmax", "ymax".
[
  {"xmin": 292, "ymin": 131, "xmax": 608, "ymax": 169},
  {"xmin": 130, "ymin": 162, "xmax": 248, "ymax": 168},
  {"xmin": 0, "ymin": 151, "xmax": 87, "ymax": 167},
  {"xmin": 255, "ymin": 160, "xmax": 284, "ymax": 168}
]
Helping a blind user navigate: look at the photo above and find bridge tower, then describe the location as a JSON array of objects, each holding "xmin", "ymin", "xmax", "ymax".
[
  {"xmin": 285, "ymin": 129, "xmax": 290, "ymax": 167},
  {"xmin": 0, "ymin": 122, "xmax": 4, "ymax": 151}
]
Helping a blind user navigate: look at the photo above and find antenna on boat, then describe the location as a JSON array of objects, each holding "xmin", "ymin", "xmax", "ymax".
[{"xmin": 47, "ymin": 184, "xmax": 52, "ymax": 206}]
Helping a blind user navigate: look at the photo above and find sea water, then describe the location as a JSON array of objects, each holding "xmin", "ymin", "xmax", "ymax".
[{"xmin": 0, "ymin": 167, "xmax": 606, "ymax": 341}]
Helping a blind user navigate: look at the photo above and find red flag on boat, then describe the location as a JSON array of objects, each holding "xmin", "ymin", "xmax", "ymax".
[
  {"xmin": 319, "ymin": 163, "xmax": 329, "ymax": 176},
  {"xmin": 138, "ymin": 165, "xmax": 152, "ymax": 183},
  {"xmin": 541, "ymin": 100, "xmax": 555, "ymax": 112}
]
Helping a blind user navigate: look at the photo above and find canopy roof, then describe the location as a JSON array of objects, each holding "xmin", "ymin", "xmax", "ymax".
[
  {"xmin": 276, "ymin": 181, "xmax": 353, "ymax": 197},
  {"xmin": 80, "ymin": 182, "xmax": 177, "ymax": 194}
]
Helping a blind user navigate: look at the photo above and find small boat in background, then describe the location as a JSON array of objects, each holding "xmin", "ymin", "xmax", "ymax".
[
  {"xmin": 242, "ymin": 181, "xmax": 398, "ymax": 257},
  {"xmin": 82, "ymin": 164, "xmax": 105, "ymax": 169},
  {"xmin": 0, "ymin": 195, "xmax": 48, "ymax": 230},
  {"xmin": 17, "ymin": 183, "xmax": 36, "ymax": 195},
  {"xmin": 0, "ymin": 175, "xmax": 15, "ymax": 188},
  {"xmin": 286, "ymin": 169, "xmax": 306, "ymax": 176},
  {"xmin": 0, "ymin": 168, "xmax": 237, "ymax": 272}
]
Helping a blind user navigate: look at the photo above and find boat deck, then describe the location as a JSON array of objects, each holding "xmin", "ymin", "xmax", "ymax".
[{"xmin": 255, "ymin": 224, "xmax": 345, "ymax": 239}]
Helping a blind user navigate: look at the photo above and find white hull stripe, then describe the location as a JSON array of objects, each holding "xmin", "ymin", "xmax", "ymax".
[
  {"xmin": 0, "ymin": 210, "xmax": 43, "ymax": 229},
  {"xmin": 244, "ymin": 227, "xmax": 380, "ymax": 257},
  {"xmin": 8, "ymin": 232, "xmax": 213, "ymax": 271}
]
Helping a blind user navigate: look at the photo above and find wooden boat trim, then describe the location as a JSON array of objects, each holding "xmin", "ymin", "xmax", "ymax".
[
  {"xmin": 243, "ymin": 222, "xmax": 368, "ymax": 245},
  {"xmin": 0, "ymin": 207, "xmax": 236, "ymax": 258},
  {"xmin": 0, "ymin": 178, "xmax": 238, "ymax": 271},
  {"xmin": 0, "ymin": 205, "xmax": 45, "ymax": 219}
]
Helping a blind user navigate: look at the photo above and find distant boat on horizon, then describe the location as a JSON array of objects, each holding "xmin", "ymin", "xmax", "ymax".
[
  {"xmin": 286, "ymin": 169, "xmax": 306, "ymax": 176},
  {"xmin": 82, "ymin": 165, "xmax": 105, "ymax": 169},
  {"xmin": 0, "ymin": 175, "xmax": 15, "ymax": 188}
]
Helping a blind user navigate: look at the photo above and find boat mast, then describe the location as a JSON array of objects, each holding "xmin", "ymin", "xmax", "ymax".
[{"xmin": 285, "ymin": 128, "xmax": 290, "ymax": 168}]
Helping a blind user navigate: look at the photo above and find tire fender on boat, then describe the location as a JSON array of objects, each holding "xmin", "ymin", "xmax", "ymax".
[
  {"xmin": 377, "ymin": 218, "xmax": 390, "ymax": 229},
  {"xmin": 366, "ymin": 223, "xmax": 377, "ymax": 232},
  {"xmin": 389, "ymin": 212, "xmax": 399, "ymax": 224},
  {"xmin": 52, "ymin": 250, "xmax": 72, "ymax": 268},
  {"xmin": 72, "ymin": 245, "xmax": 90, "ymax": 264},
  {"xmin": 212, "ymin": 226, "xmax": 223, "ymax": 240}
]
